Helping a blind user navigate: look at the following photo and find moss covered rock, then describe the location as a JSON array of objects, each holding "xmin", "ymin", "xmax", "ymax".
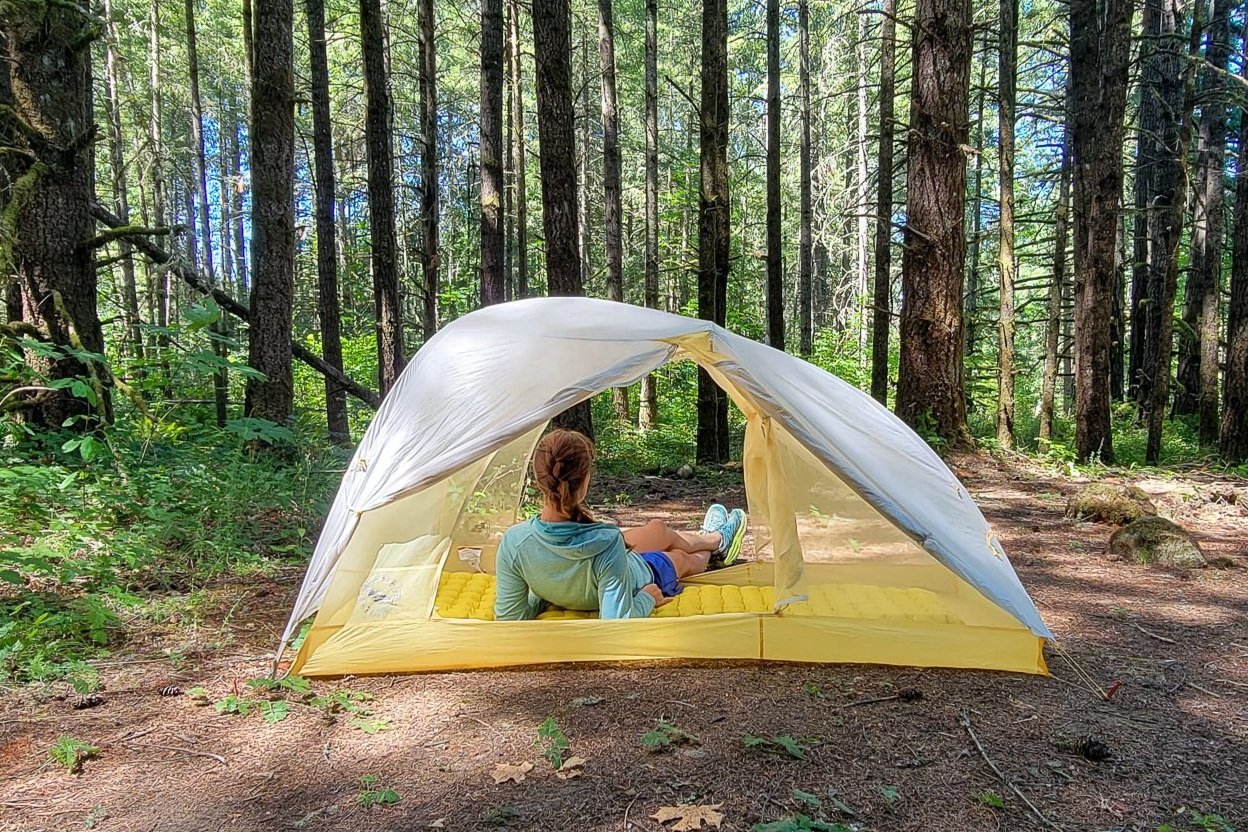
[
  {"xmin": 1109, "ymin": 516, "xmax": 1206, "ymax": 569},
  {"xmin": 1066, "ymin": 483, "xmax": 1157, "ymax": 525}
]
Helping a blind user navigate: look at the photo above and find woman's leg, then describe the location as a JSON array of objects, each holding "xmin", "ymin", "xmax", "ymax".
[
  {"xmin": 622, "ymin": 519, "xmax": 720, "ymax": 554},
  {"xmin": 663, "ymin": 548, "xmax": 711, "ymax": 579}
]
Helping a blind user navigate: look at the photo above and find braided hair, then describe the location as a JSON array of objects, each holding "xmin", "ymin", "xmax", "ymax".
[{"xmin": 531, "ymin": 429, "xmax": 596, "ymax": 523}]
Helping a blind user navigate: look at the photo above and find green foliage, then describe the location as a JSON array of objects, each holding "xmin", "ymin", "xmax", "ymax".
[
  {"xmin": 48, "ymin": 736, "xmax": 100, "ymax": 774},
  {"xmin": 481, "ymin": 805, "xmax": 522, "ymax": 826},
  {"xmin": 640, "ymin": 720, "xmax": 699, "ymax": 752},
  {"xmin": 536, "ymin": 717, "xmax": 570, "ymax": 768},
  {"xmin": 753, "ymin": 817, "xmax": 853, "ymax": 832},
  {"xmin": 878, "ymin": 785, "xmax": 901, "ymax": 804},
  {"xmin": 355, "ymin": 775, "xmax": 400, "ymax": 808},
  {"xmin": 976, "ymin": 791, "xmax": 1005, "ymax": 809},
  {"xmin": 309, "ymin": 688, "xmax": 374, "ymax": 715},
  {"xmin": 256, "ymin": 700, "xmax": 291, "ymax": 724},
  {"xmin": 213, "ymin": 693, "xmax": 251, "ymax": 716},
  {"xmin": 742, "ymin": 733, "xmax": 809, "ymax": 760},
  {"xmin": 350, "ymin": 717, "xmax": 391, "ymax": 734}
]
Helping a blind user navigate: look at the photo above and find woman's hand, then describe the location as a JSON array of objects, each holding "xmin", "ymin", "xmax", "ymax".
[{"xmin": 642, "ymin": 584, "xmax": 673, "ymax": 606}]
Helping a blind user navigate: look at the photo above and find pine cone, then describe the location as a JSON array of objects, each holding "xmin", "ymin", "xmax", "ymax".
[
  {"xmin": 72, "ymin": 693, "xmax": 105, "ymax": 710},
  {"xmin": 898, "ymin": 688, "xmax": 924, "ymax": 702},
  {"xmin": 1077, "ymin": 735, "xmax": 1112, "ymax": 762},
  {"xmin": 158, "ymin": 684, "xmax": 183, "ymax": 697}
]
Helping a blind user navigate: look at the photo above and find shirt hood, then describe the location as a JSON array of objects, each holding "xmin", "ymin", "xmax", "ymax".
[{"xmin": 526, "ymin": 517, "xmax": 623, "ymax": 561}]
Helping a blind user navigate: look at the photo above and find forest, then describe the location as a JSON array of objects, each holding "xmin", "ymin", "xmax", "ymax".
[{"xmin": 1, "ymin": 0, "xmax": 1247, "ymax": 828}]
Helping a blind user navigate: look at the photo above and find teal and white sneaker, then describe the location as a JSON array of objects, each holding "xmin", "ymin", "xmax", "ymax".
[
  {"xmin": 715, "ymin": 508, "xmax": 747, "ymax": 565},
  {"xmin": 701, "ymin": 503, "xmax": 728, "ymax": 534}
]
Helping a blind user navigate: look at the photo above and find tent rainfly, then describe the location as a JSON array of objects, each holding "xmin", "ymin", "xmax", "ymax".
[{"xmin": 280, "ymin": 298, "xmax": 1052, "ymax": 676}]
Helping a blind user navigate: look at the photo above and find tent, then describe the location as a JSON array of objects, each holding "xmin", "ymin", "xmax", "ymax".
[{"xmin": 281, "ymin": 297, "xmax": 1052, "ymax": 676}]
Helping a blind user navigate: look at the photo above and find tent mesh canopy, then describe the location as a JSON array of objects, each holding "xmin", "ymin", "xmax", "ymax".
[{"xmin": 284, "ymin": 299, "xmax": 1050, "ymax": 677}]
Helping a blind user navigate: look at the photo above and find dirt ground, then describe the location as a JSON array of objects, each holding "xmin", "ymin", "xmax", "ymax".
[{"xmin": 1, "ymin": 453, "xmax": 1245, "ymax": 832}]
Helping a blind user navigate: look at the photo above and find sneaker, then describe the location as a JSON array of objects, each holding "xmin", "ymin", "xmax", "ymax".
[
  {"xmin": 701, "ymin": 503, "xmax": 728, "ymax": 534},
  {"xmin": 716, "ymin": 508, "xmax": 747, "ymax": 565}
]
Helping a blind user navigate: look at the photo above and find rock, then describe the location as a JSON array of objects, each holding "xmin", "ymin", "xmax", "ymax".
[
  {"xmin": 1109, "ymin": 516, "xmax": 1206, "ymax": 569},
  {"xmin": 675, "ymin": 464, "xmax": 695, "ymax": 480},
  {"xmin": 1066, "ymin": 483, "xmax": 1157, "ymax": 525}
]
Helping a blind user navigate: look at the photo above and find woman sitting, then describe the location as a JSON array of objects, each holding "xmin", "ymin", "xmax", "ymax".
[{"xmin": 493, "ymin": 429, "xmax": 747, "ymax": 621}]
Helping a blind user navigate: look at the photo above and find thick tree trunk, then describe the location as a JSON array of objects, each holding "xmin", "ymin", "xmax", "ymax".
[
  {"xmin": 639, "ymin": 0, "xmax": 659, "ymax": 429},
  {"xmin": 2, "ymin": 1, "xmax": 110, "ymax": 428},
  {"xmin": 764, "ymin": 0, "xmax": 783, "ymax": 350},
  {"xmin": 855, "ymin": 13, "xmax": 869, "ymax": 366},
  {"xmin": 509, "ymin": 0, "xmax": 528, "ymax": 299},
  {"xmin": 798, "ymin": 0, "xmax": 814, "ymax": 360},
  {"xmin": 245, "ymin": 0, "xmax": 296, "ymax": 426},
  {"xmin": 577, "ymin": 24, "xmax": 591, "ymax": 291},
  {"xmin": 964, "ymin": 45, "xmax": 987, "ymax": 366},
  {"xmin": 1176, "ymin": 0, "xmax": 1231, "ymax": 443},
  {"xmin": 599, "ymin": 0, "xmax": 629, "ymax": 421},
  {"xmin": 1068, "ymin": 0, "xmax": 1133, "ymax": 463},
  {"xmin": 481, "ymin": 0, "xmax": 505, "ymax": 306},
  {"xmin": 534, "ymin": 0, "xmax": 593, "ymax": 439},
  {"xmin": 995, "ymin": 0, "xmax": 1017, "ymax": 448},
  {"xmin": 419, "ymin": 0, "xmax": 439, "ymax": 340},
  {"xmin": 361, "ymin": 0, "xmax": 404, "ymax": 392},
  {"xmin": 1040, "ymin": 130, "xmax": 1071, "ymax": 449},
  {"xmin": 306, "ymin": 0, "xmax": 350, "ymax": 443},
  {"xmin": 1223, "ymin": 75, "xmax": 1248, "ymax": 460},
  {"xmin": 895, "ymin": 0, "xmax": 972, "ymax": 448},
  {"xmin": 869, "ymin": 0, "xmax": 895, "ymax": 403},
  {"xmin": 103, "ymin": 0, "xmax": 142, "ymax": 362},
  {"xmin": 696, "ymin": 0, "xmax": 730, "ymax": 462}
]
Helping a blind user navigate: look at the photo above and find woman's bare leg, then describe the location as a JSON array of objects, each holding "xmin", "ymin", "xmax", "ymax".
[
  {"xmin": 663, "ymin": 548, "xmax": 711, "ymax": 579},
  {"xmin": 622, "ymin": 519, "xmax": 720, "ymax": 554}
]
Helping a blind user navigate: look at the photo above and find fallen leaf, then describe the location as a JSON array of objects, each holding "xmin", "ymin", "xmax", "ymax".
[
  {"xmin": 651, "ymin": 803, "xmax": 724, "ymax": 831},
  {"xmin": 572, "ymin": 696, "xmax": 603, "ymax": 707},
  {"xmin": 490, "ymin": 761, "xmax": 534, "ymax": 784},
  {"xmin": 427, "ymin": 819, "xmax": 446, "ymax": 829},
  {"xmin": 555, "ymin": 755, "xmax": 587, "ymax": 780}
]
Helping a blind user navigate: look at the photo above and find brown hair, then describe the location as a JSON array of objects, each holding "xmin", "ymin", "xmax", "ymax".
[{"xmin": 532, "ymin": 429, "xmax": 596, "ymax": 523}]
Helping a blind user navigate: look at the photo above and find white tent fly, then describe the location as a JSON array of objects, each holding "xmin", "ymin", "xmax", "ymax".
[{"xmin": 281, "ymin": 297, "xmax": 1051, "ymax": 676}]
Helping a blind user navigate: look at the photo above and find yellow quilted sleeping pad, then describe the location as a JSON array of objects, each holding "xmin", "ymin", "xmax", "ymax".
[{"xmin": 434, "ymin": 571, "xmax": 955, "ymax": 623}]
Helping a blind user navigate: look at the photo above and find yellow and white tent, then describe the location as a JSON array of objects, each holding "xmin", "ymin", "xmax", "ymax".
[{"xmin": 281, "ymin": 298, "xmax": 1051, "ymax": 676}]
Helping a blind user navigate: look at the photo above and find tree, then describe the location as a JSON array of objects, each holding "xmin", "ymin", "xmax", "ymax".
[
  {"xmin": 696, "ymin": 0, "xmax": 730, "ymax": 462},
  {"xmin": 481, "ymin": 0, "xmax": 506, "ymax": 306},
  {"xmin": 1068, "ymin": 0, "xmax": 1133, "ymax": 463},
  {"xmin": 246, "ymin": 0, "xmax": 296, "ymax": 426},
  {"xmin": 895, "ymin": 0, "xmax": 972, "ymax": 448},
  {"xmin": 1223, "ymin": 72, "xmax": 1248, "ymax": 460},
  {"xmin": 361, "ymin": 0, "xmax": 404, "ymax": 393},
  {"xmin": 1, "ymin": 0, "xmax": 110, "ymax": 428},
  {"xmin": 764, "ymin": 0, "xmax": 783, "ymax": 350},
  {"xmin": 995, "ymin": 0, "xmax": 1017, "ymax": 448},
  {"xmin": 599, "ymin": 0, "xmax": 629, "ymax": 420},
  {"xmin": 419, "ymin": 0, "xmax": 439, "ymax": 341},
  {"xmin": 1039, "ymin": 121, "xmax": 1071, "ymax": 450},
  {"xmin": 639, "ymin": 0, "xmax": 660, "ymax": 429},
  {"xmin": 1176, "ymin": 0, "xmax": 1231, "ymax": 444},
  {"xmin": 798, "ymin": 0, "xmax": 814, "ymax": 360},
  {"xmin": 509, "ymin": 0, "xmax": 528, "ymax": 300},
  {"xmin": 869, "ymin": 0, "xmax": 895, "ymax": 403},
  {"xmin": 534, "ymin": 0, "xmax": 593, "ymax": 438},
  {"xmin": 306, "ymin": 0, "xmax": 350, "ymax": 443}
]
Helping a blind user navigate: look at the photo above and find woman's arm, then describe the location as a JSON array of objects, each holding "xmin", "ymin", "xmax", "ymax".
[
  {"xmin": 594, "ymin": 543, "xmax": 658, "ymax": 620},
  {"xmin": 493, "ymin": 541, "xmax": 543, "ymax": 621}
]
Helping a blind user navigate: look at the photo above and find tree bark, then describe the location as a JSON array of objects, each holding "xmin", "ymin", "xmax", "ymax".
[
  {"xmin": 534, "ymin": 0, "xmax": 593, "ymax": 438},
  {"xmin": 696, "ymin": 0, "xmax": 730, "ymax": 462},
  {"xmin": 869, "ymin": 0, "xmax": 895, "ymax": 403},
  {"xmin": 1068, "ymin": 0, "xmax": 1133, "ymax": 463},
  {"xmin": 995, "ymin": 0, "xmax": 1017, "ymax": 448},
  {"xmin": 481, "ymin": 0, "xmax": 506, "ymax": 306},
  {"xmin": 798, "ymin": 0, "xmax": 814, "ymax": 360},
  {"xmin": 1176, "ymin": 0, "xmax": 1231, "ymax": 443},
  {"xmin": 103, "ymin": 0, "xmax": 142, "ymax": 362},
  {"xmin": 306, "ymin": 0, "xmax": 350, "ymax": 443},
  {"xmin": 2, "ymin": 0, "xmax": 110, "ymax": 428},
  {"xmin": 1040, "ymin": 126, "xmax": 1071, "ymax": 449},
  {"xmin": 361, "ymin": 0, "xmax": 404, "ymax": 393},
  {"xmin": 764, "ymin": 0, "xmax": 783, "ymax": 350},
  {"xmin": 855, "ymin": 11, "xmax": 869, "ymax": 367},
  {"xmin": 419, "ymin": 0, "xmax": 439, "ymax": 341},
  {"xmin": 599, "ymin": 0, "xmax": 629, "ymax": 421},
  {"xmin": 509, "ymin": 0, "xmax": 528, "ymax": 299},
  {"xmin": 639, "ymin": 0, "xmax": 659, "ymax": 429},
  {"xmin": 1223, "ymin": 64, "xmax": 1248, "ymax": 460},
  {"xmin": 895, "ymin": 0, "xmax": 972, "ymax": 448},
  {"xmin": 245, "ymin": 0, "xmax": 296, "ymax": 426},
  {"xmin": 964, "ymin": 42, "xmax": 987, "ymax": 365},
  {"xmin": 148, "ymin": 1, "xmax": 170, "ymax": 362}
]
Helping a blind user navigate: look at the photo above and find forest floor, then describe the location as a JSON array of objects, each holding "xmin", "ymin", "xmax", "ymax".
[{"xmin": 1, "ymin": 453, "xmax": 1245, "ymax": 832}]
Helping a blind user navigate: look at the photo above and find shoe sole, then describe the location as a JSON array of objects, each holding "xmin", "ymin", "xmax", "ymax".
[{"xmin": 721, "ymin": 513, "xmax": 747, "ymax": 565}]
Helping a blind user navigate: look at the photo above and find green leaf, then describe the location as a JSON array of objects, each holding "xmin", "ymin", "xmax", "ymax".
[
  {"xmin": 880, "ymin": 785, "xmax": 901, "ymax": 803},
  {"xmin": 976, "ymin": 791, "xmax": 1005, "ymax": 809},
  {"xmin": 258, "ymin": 700, "xmax": 290, "ymax": 723},
  {"xmin": 791, "ymin": 789, "xmax": 822, "ymax": 810},
  {"xmin": 774, "ymin": 736, "xmax": 807, "ymax": 760},
  {"xmin": 350, "ymin": 717, "xmax": 391, "ymax": 734}
]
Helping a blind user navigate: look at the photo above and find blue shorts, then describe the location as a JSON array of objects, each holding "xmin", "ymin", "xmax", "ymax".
[{"xmin": 638, "ymin": 551, "xmax": 682, "ymax": 597}]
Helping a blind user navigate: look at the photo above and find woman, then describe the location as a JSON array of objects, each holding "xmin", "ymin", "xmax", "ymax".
[{"xmin": 494, "ymin": 429, "xmax": 747, "ymax": 621}]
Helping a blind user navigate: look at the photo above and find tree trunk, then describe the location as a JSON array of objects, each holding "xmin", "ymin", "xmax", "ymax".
[
  {"xmin": 1176, "ymin": 0, "xmax": 1231, "ymax": 443},
  {"xmin": 306, "ymin": 0, "xmax": 350, "ymax": 443},
  {"xmin": 1040, "ymin": 126, "xmax": 1071, "ymax": 449},
  {"xmin": 103, "ymin": 0, "xmax": 142, "ymax": 362},
  {"xmin": 503, "ymin": 0, "xmax": 514, "ymax": 300},
  {"xmin": 995, "ymin": 0, "xmax": 1017, "ymax": 448},
  {"xmin": 895, "ymin": 0, "xmax": 972, "ymax": 448},
  {"xmin": 855, "ymin": 12, "xmax": 869, "ymax": 367},
  {"xmin": 361, "ymin": 0, "xmax": 404, "ymax": 393},
  {"xmin": 1068, "ymin": 0, "xmax": 1133, "ymax": 463},
  {"xmin": 480, "ymin": 0, "xmax": 505, "ymax": 306},
  {"xmin": 764, "ymin": 0, "xmax": 783, "ymax": 350},
  {"xmin": 1223, "ymin": 64, "xmax": 1248, "ymax": 460},
  {"xmin": 598, "ymin": 0, "xmax": 629, "ymax": 421},
  {"xmin": 798, "ymin": 0, "xmax": 814, "ymax": 360},
  {"xmin": 2, "ymin": 1, "xmax": 110, "ymax": 428},
  {"xmin": 577, "ymin": 21, "xmax": 591, "ymax": 291},
  {"xmin": 534, "ymin": 0, "xmax": 593, "ymax": 438},
  {"xmin": 149, "ymin": 1, "xmax": 170, "ymax": 366},
  {"xmin": 230, "ymin": 120, "xmax": 248, "ymax": 294},
  {"xmin": 696, "ymin": 0, "xmax": 730, "ymax": 462},
  {"xmin": 639, "ymin": 0, "xmax": 659, "ymax": 429},
  {"xmin": 245, "ymin": 0, "xmax": 296, "ymax": 426},
  {"xmin": 419, "ymin": 0, "xmax": 439, "ymax": 340},
  {"xmin": 509, "ymin": 0, "xmax": 528, "ymax": 299},
  {"xmin": 869, "ymin": 0, "xmax": 895, "ymax": 403},
  {"xmin": 964, "ymin": 43, "xmax": 987, "ymax": 365}
]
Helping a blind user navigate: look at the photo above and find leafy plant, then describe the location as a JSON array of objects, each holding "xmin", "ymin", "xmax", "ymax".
[
  {"xmin": 1188, "ymin": 812, "xmax": 1236, "ymax": 832},
  {"xmin": 310, "ymin": 688, "xmax": 373, "ymax": 715},
  {"xmin": 879, "ymin": 785, "xmax": 901, "ymax": 804},
  {"xmin": 213, "ymin": 693, "xmax": 252, "ymax": 716},
  {"xmin": 641, "ymin": 720, "xmax": 699, "ymax": 752},
  {"xmin": 247, "ymin": 674, "xmax": 312, "ymax": 697},
  {"xmin": 753, "ymin": 816, "xmax": 853, "ymax": 832},
  {"xmin": 481, "ymin": 805, "xmax": 522, "ymax": 827},
  {"xmin": 355, "ymin": 775, "xmax": 400, "ymax": 808},
  {"xmin": 536, "ymin": 717, "xmax": 570, "ymax": 768},
  {"xmin": 257, "ymin": 700, "xmax": 291, "ymax": 724},
  {"xmin": 976, "ymin": 791, "xmax": 1005, "ymax": 809},
  {"xmin": 48, "ymin": 736, "xmax": 100, "ymax": 774},
  {"xmin": 350, "ymin": 717, "xmax": 391, "ymax": 734},
  {"xmin": 743, "ymin": 733, "xmax": 809, "ymax": 760}
]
